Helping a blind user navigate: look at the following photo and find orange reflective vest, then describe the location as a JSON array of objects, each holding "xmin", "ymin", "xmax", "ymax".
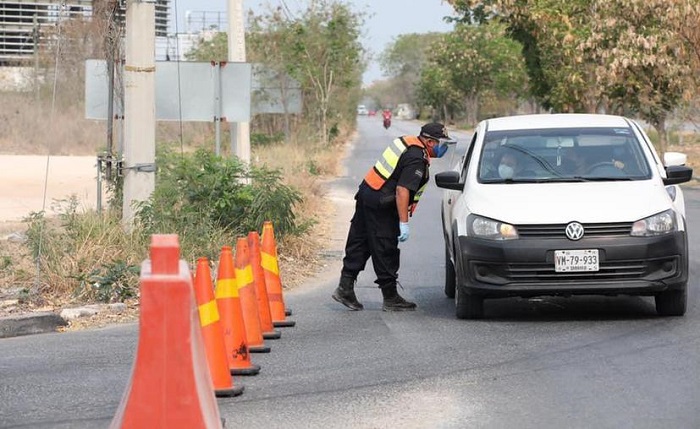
[{"xmin": 363, "ymin": 136, "xmax": 429, "ymax": 214}]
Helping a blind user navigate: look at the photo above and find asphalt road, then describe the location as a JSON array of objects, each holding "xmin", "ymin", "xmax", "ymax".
[{"xmin": 1, "ymin": 117, "xmax": 699, "ymax": 429}]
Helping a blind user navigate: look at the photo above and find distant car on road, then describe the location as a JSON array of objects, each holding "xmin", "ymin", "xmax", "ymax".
[
  {"xmin": 357, "ymin": 105, "xmax": 368, "ymax": 116},
  {"xmin": 368, "ymin": 109, "xmax": 376, "ymax": 116},
  {"xmin": 435, "ymin": 113, "xmax": 693, "ymax": 319}
]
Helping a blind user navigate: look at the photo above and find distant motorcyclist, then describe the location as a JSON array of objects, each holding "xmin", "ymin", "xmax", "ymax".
[{"xmin": 382, "ymin": 109, "xmax": 392, "ymax": 129}]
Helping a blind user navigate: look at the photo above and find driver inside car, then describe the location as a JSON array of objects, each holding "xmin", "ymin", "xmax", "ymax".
[{"xmin": 561, "ymin": 147, "xmax": 588, "ymax": 175}]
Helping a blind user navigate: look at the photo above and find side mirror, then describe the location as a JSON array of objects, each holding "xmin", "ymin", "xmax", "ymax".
[
  {"xmin": 664, "ymin": 152, "xmax": 687, "ymax": 166},
  {"xmin": 663, "ymin": 165, "xmax": 694, "ymax": 186},
  {"xmin": 435, "ymin": 170, "xmax": 464, "ymax": 190}
]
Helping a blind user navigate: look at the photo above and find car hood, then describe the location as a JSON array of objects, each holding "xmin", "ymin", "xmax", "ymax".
[{"xmin": 465, "ymin": 180, "xmax": 672, "ymax": 224}]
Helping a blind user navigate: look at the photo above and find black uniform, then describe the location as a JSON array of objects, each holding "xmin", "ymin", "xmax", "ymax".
[{"xmin": 341, "ymin": 144, "xmax": 430, "ymax": 289}]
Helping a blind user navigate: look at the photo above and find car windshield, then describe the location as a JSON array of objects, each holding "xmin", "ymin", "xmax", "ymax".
[{"xmin": 477, "ymin": 127, "xmax": 652, "ymax": 183}]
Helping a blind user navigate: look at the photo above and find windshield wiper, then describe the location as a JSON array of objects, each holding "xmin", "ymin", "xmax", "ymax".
[
  {"xmin": 545, "ymin": 177, "xmax": 591, "ymax": 182},
  {"xmin": 501, "ymin": 178, "xmax": 552, "ymax": 183},
  {"xmin": 575, "ymin": 176, "xmax": 634, "ymax": 181}
]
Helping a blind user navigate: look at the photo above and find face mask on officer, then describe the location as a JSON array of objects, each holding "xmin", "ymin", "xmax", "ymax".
[
  {"xmin": 425, "ymin": 138, "xmax": 449, "ymax": 158},
  {"xmin": 431, "ymin": 140, "xmax": 449, "ymax": 158},
  {"xmin": 419, "ymin": 123, "xmax": 451, "ymax": 158}
]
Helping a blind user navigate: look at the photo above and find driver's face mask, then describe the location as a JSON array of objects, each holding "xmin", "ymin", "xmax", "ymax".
[{"xmin": 498, "ymin": 164, "xmax": 515, "ymax": 179}]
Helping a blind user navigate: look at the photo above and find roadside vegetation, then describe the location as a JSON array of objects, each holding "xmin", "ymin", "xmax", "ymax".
[
  {"xmin": 0, "ymin": 0, "xmax": 365, "ymax": 311},
  {"xmin": 365, "ymin": 0, "xmax": 700, "ymax": 160},
  {"xmin": 1, "ymin": 0, "xmax": 699, "ymax": 315}
]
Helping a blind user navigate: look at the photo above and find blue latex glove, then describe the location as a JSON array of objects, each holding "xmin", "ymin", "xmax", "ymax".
[{"xmin": 398, "ymin": 222, "xmax": 410, "ymax": 242}]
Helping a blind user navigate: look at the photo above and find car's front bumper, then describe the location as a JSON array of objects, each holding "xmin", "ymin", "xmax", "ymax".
[{"xmin": 455, "ymin": 232, "xmax": 688, "ymax": 298}]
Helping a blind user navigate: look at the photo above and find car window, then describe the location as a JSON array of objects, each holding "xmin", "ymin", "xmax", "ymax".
[{"xmin": 477, "ymin": 127, "xmax": 652, "ymax": 183}]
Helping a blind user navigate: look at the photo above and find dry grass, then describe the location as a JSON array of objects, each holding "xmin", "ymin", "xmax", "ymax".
[
  {"xmin": 0, "ymin": 91, "xmax": 351, "ymax": 325},
  {"xmin": 250, "ymin": 128, "xmax": 353, "ymax": 288},
  {"xmin": 0, "ymin": 93, "xmax": 104, "ymax": 156}
]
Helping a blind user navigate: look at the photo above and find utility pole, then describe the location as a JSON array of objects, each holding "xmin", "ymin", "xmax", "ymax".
[
  {"xmin": 122, "ymin": 0, "xmax": 156, "ymax": 229},
  {"xmin": 228, "ymin": 0, "xmax": 250, "ymax": 164},
  {"xmin": 33, "ymin": 15, "xmax": 39, "ymax": 103}
]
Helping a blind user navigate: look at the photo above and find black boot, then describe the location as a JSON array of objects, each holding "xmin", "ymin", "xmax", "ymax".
[
  {"xmin": 332, "ymin": 277, "xmax": 364, "ymax": 311},
  {"xmin": 381, "ymin": 283, "xmax": 417, "ymax": 312}
]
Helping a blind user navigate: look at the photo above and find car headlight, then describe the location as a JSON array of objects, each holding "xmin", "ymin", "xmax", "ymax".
[
  {"xmin": 468, "ymin": 215, "xmax": 518, "ymax": 240},
  {"xmin": 631, "ymin": 209, "xmax": 677, "ymax": 236}
]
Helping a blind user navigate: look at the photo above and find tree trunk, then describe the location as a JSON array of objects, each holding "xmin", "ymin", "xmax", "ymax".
[
  {"xmin": 466, "ymin": 94, "xmax": 479, "ymax": 126},
  {"xmin": 653, "ymin": 115, "xmax": 668, "ymax": 154}
]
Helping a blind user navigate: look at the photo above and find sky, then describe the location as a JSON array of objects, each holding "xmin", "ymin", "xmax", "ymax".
[{"xmin": 169, "ymin": 0, "xmax": 456, "ymax": 85}]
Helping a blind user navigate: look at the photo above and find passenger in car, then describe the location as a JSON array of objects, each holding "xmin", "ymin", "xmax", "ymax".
[
  {"xmin": 497, "ymin": 150, "xmax": 520, "ymax": 179},
  {"xmin": 481, "ymin": 147, "xmax": 528, "ymax": 179}
]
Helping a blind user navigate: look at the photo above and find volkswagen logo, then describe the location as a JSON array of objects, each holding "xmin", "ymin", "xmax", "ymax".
[{"xmin": 565, "ymin": 222, "xmax": 584, "ymax": 240}]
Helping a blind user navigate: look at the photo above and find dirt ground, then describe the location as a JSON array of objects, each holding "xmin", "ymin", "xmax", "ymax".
[{"xmin": 0, "ymin": 155, "xmax": 102, "ymax": 233}]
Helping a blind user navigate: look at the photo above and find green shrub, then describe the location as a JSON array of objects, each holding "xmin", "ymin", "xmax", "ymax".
[
  {"xmin": 74, "ymin": 260, "xmax": 140, "ymax": 303},
  {"xmin": 137, "ymin": 148, "xmax": 305, "ymax": 254}
]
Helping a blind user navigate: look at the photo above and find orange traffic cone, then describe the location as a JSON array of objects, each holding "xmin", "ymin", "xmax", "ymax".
[
  {"xmin": 235, "ymin": 237, "xmax": 271, "ymax": 353},
  {"xmin": 261, "ymin": 221, "xmax": 295, "ymax": 327},
  {"xmin": 248, "ymin": 231, "xmax": 281, "ymax": 340},
  {"xmin": 110, "ymin": 235, "xmax": 222, "ymax": 429},
  {"xmin": 194, "ymin": 257, "xmax": 244, "ymax": 397},
  {"xmin": 215, "ymin": 246, "xmax": 261, "ymax": 376}
]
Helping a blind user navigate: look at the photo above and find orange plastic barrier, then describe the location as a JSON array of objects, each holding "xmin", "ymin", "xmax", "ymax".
[
  {"xmin": 215, "ymin": 245, "xmax": 260, "ymax": 376},
  {"xmin": 248, "ymin": 231, "xmax": 281, "ymax": 340},
  {"xmin": 261, "ymin": 221, "xmax": 295, "ymax": 327},
  {"xmin": 234, "ymin": 237, "xmax": 271, "ymax": 353},
  {"xmin": 109, "ymin": 235, "xmax": 222, "ymax": 429},
  {"xmin": 193, "ymin": 257, "xmax": 244, "ymax": 397}
]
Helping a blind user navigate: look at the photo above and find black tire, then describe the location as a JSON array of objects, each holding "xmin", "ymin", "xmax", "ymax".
[
  {"xmin": 655, "ymin": 284, "xmax": 687, "ymax": 317},
  {"xmin": 455, "ymin": 285, "xmax": 484, "ymax": 319},
  {"xmin": 444, "ymin": 244, "xmax": 456, "ymax": 299}
]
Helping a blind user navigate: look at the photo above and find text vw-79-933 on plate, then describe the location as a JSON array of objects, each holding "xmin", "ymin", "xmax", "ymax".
[{"xmin": 554, "ymin": 249, "xmax": 599, "ymax": 272}]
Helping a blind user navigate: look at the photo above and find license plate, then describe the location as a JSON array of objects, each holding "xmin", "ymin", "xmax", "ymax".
[{"xmin": 554, "ymin": 249, "xmax": 599, "ymax": 272}]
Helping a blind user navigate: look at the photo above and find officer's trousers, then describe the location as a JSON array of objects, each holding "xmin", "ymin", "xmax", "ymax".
[{"xmin": 341, "ymin": 194, "xmax": 400, "ymax": 288}]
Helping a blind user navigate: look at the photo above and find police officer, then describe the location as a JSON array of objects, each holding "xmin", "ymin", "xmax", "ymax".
[{"xmin": 332, "ymin": 122, "xmax": 451, "ymax": 311}]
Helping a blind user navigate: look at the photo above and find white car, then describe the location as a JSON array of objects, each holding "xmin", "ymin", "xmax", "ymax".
[
  {"xmin": 357, "ymin": 105, "xmax": 369, "ymax": 115},
  {"xmin": 435, "ymin": 113, "xmax": 693, "ymax": 319}
]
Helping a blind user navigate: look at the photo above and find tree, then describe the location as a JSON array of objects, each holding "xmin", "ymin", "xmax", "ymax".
[
  {"xmin": 284, "ymin": 1, "xmax": 365, "ymax": 143},
  {"xmin": 585, "ymin": 0, "xmax": 695, "ymax": 150},
  {"xmin": 445, "ymin": 0, "xmax": 698, "ymax": 150},
  {"xmin": 416, "ymin": 64, "xmax": 460, "ymax": 121},
  {"xmin": 184, "ymin": 32, "xmax": 227, "ymax": 61},
  {"xmin": 248, "ymin": 8, "xmax": 304, "ymax": 142},
  {"xmin": 181, "ymin": 1, "xmax": 366, "ymax": 145},
  {"xmin": 426, "ymin": 22, "xmax": 528, "ymax": 125},
  {"xmin": 377, "ymin": 33, "xmax": 445, "ymax": 107}
]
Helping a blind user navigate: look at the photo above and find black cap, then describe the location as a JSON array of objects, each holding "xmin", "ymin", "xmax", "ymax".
[{"xmin": 420, "ymin": 122, "xmax": 449, "ymax": 140}]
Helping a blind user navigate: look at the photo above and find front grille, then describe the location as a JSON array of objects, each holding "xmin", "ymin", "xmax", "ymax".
[
  {"xmin": 507, "ymin": 260, "xmax": 647, "ymax": 281},
  {"xmin": 516, "ymin": 222, "xmax": 633, "ymax": 239},
  {"xmin": 472, "ymin": 256, "xmax": 678, "ymax": 283}
]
